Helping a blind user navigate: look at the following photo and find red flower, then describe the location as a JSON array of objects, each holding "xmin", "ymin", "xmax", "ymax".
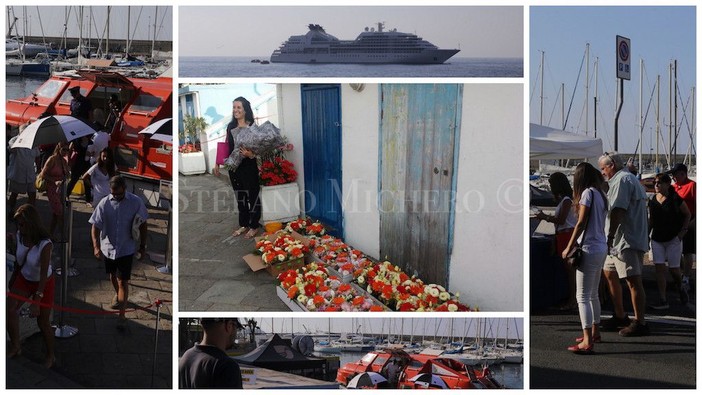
[
  {"xmin": 303, "ymin": 284, "xmax": 316, "ymax": 296},
  {"xmin": 369, "ymin": 305, "xmax": 384, "ymax": 312},
  {"xmin": 398, "ymin": 302, "xmax": 414, "ymax": 312}
]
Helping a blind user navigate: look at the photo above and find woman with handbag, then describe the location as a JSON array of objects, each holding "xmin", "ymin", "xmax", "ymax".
[
  {"xmin": 535, "ymin": 172, "xmax": 578, "ymax": 310},
  {"xmin": 6, "ymin": 204, "xmax": 56, "ymax": 368},
  {"xmin": 562, "ymin": 162, "xmax": 609, "ymax": 354}
]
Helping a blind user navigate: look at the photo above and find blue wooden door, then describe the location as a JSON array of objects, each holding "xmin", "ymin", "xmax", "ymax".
[
  {"xmin": 301, "ymin": 84, "xmax": 344, "ymax": 238},
  {"xmin": 379, "ymin": 84, "xmax": 462, "ymax": 286}
]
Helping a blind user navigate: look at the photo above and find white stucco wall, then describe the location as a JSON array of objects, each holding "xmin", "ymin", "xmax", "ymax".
[
  {"xmin": 339, "ymin": 84, "xmax": 381, "ymax": 258},
  {"xmin": 449, "ymin": 84, "xmax": 523, "ymax": 311},
  {"xmin": 277, "ymin": 84, "xmax": 305, "ymax": 212}
]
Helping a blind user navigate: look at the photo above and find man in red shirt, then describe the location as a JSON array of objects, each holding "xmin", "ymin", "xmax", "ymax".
[{"xmin": 671, "ymin": 163, "xmax": 696, "ymax": 297}]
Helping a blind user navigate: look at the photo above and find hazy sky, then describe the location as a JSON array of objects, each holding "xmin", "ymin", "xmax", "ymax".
[
  {"xmin": 6, "ymin": 6, "xmax": 173, "ymax": 41},
  {"xmin": 179, "ymin": 6, "xmax": 523, "ymax": 58},
  {"xmin": 252, "ymin": 317, "xmax": 524, "ymax": 341},
  {"xmin": 530, "ymin": 6, "xmax": 695, "ymax": 157}
]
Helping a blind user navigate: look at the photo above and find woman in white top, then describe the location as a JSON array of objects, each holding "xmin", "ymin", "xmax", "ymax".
[
  {"xmin": 562, "ymin": 162, "xmax": 609, "ymax": 354},
  {"xmin": 536, "ymin": 172, "xmax": 578, "ymax": 309},
  {"xmin": 81, "ymin": 148, "xmax": 117, "ymax": 207},
  {"xmin": 6, "ymin": 204, "xmax": 55, "ymax": 368}
]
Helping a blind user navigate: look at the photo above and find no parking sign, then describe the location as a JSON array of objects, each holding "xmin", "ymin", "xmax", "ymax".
[{"xmin": 616, "ymin": 35, "xmax": 631, "ymax": 80}]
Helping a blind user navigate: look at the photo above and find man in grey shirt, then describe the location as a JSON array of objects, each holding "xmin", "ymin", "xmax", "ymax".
[
  {"xmin": 89, "ymin": 175, "xmax": 148, "ymax": 330},
  {"xmin": 599, "ymin": 152, "xmax": 649, "ymax": 337}
]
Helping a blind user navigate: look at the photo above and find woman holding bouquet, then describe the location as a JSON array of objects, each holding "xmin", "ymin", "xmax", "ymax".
[{"xmin": 213, "ymin": 97, "xmax": 261, "ymax": 239}]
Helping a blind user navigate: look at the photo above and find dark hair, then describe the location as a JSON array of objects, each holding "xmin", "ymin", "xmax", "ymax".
[
  {"xmin": 548, "ymin": 172, "xmax": 572, "ymax": 201},
  {"xmin": 14, "ymin": 204, "xmax": 51, "ymax": 244},
  {"xmin": 654, "ymin": 172, "xmax": 671, "ymax": 184},
  {"xmin": 232, "ymin": 96, "xmax": 254, "ymax": 127},
  {"xmin": 109, "ymin": 175, "xmax": 127, "ymax": 189},
  {"xmin": 572, "ymin": 162, "xmax": 606, "ymax": 207},
  {"xmin": 98, "ymin": 148, "xmax": 117, "ymax": 178},
  {"xmin": 200, "ymin": 318, "xmax": 242, "ymax": 331}
]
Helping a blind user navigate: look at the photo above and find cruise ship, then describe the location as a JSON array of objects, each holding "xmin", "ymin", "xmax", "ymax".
[{"xmin": 270, "ymin": 23, "xmax": 460, "ymax": 64}]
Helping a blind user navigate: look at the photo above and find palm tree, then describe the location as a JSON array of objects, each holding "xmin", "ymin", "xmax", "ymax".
[{"xmin": 181, "ymin": 115, "xmax": 208, "ymax": 151}]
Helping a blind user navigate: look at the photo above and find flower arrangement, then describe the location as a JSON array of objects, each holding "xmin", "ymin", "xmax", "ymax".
[
  {"xmin": 284, "ymin": 218, "xmax": 326, "ymax": 236},
  {"xmin": 356, "ymin": 261, "xmax": 474, "ymax": 312},
  {"xmin": 259, "ymin": 156, "xmax": 298, "ymax": 186},
  {"xmin": 277, "ymin": 263, "xmax": 385, "ymax": 312},
  {"xmin": 255, "ymin": 233, "xmax": 308, "ymax": 265}
]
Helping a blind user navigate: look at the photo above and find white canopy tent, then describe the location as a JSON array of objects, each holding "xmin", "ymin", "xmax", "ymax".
[{"xmin": 530, "ymin": 123, "xmax": 603, "ymax": 160}]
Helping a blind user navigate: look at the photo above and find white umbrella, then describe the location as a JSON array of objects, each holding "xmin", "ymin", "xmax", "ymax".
[
  {"xmin": 138, "ymin": 118, "xmax": 173, "ymax": 143},
  {"xmin": 408, "ymin": 373, "xmax": 449, "ymax": 389},
  {"xmin": 12, "ymin": 115, "xmax": 96, "ymax": 149},
  {"xmin": 347, "ymin": 372, "xmax": 388, "ymax": 389}
]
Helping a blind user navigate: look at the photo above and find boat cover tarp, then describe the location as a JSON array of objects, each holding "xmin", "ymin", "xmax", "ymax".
[
  {"xmin": 530, "ymin": 123, "xmax": 603, "ymax": 160},
  {"xmin": 232, "ymin": 334, "xmax": 325, "ymax": 370}
]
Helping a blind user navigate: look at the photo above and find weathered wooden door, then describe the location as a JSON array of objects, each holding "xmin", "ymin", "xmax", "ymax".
[
  {"xmin": 379, "ymin": 84, "xmax": 462, "ymax": 286},
  {"xmin": 301, "ymin": 84, "xmax": 344, "ymax": 238}
]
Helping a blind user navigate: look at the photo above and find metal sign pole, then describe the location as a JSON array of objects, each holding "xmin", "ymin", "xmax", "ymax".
[
  {"xmin": 151, "ymin": 300, "xmax": 163, "ymax": 388},
  {"xmin": 55, "ymin": 183, "xmax": 78, "ymax": 338}
]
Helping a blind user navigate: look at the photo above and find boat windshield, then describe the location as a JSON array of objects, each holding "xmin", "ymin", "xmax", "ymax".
[
  {"xmin": 361, "ymin": 353, "xmax": 378, "ymax": 365},
  {"xmin": 35, "ymin": 80, "xmax": 68, "ymax": 100},
  {"xmin": 372, "ymin": 356, "xmax": 387, "ymax": 369},
  {"xmin": 58, "ymin": 86, "xmax": 88, "ymax": 104},
  {"xmin": 129, "ymin": 92, "xmax": 163, "ymax": 114}
]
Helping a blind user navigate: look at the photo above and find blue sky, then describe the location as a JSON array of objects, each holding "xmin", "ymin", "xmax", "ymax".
[{"xmin": 530, "ymin": 6, "xmax": 695, "ymax": 158}]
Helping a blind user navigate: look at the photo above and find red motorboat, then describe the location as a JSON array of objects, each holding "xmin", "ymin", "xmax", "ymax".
[
  {"xmin": 336, "ymin": 350, "xmax": 503, "ymax": 389},
  {"xmin": 6, "ymin": 70, "xmax": 173, "ymax": 182}
]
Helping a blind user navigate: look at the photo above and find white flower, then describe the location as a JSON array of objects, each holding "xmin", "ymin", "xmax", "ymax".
[
  {"xmin": 358, "ymin": 276, "xmax": 365, "ymax": 284},
  {"xmin": 439, "ymin": 292, "xmax": 450, "ymax": 302},
  {"xmin": 429, "ymin": 288, "xmax": 440, "ymax": 298},
  {"xmin": 277, "ymin": 254, "xmax": 286, "ymax": 261},
  {"xmin": 297, "ymin": 295, "xmax": 308, "ymax": 304},
  {"xmin": 306, "ymin": 299, "xmax": 316, "ymax": 310},
  {"xmin": 448, "ymin": 303, "xmax": 458, "ymax": 312}
]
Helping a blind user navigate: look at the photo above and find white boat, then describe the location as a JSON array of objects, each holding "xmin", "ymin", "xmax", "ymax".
[
  {"xmin": 270, "ymin": 22, "xmax": 459, "ymax": 64},
  {"xmin": 6, "ymin": 57, "xmax": 50, "ymax": 77}
]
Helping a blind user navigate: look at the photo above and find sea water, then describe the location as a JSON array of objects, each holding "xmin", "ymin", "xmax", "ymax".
[
  {"xmin": 180, "ymin": 56, "xmax": 523, "ymax": 78},
  {"xmin": 6, "ymin": 76, "xmax": 47, "ymax": 101}
]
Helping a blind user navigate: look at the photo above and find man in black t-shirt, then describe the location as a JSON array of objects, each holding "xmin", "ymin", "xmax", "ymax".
[{"xmin": 179, "ymin": 318, "xmax": 244, "ymax": 389}]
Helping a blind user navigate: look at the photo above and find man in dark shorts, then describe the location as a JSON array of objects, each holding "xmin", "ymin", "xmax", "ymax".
[
  {"xmin": 671, "ymin": 163, "xmax": 696, "ymax": 297},
  {"xmin": 89, "ymin": 175, "xmax": 148, "ymax": 330},
  {"xmin": 179, "ymin": 318, "xmax": 244, "ymax": 389}
]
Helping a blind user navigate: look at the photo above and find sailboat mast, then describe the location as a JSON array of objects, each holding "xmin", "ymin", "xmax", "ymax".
[
  {"xmin": 585, "ymin": 43, "xmax": 590, "ymax": 135},
  {"xmin": 639, "ymin": 58, "xmax": 644, "ymax": 172},
  {"xmin": 669, "ymin": 62, "xmax": 673, "ymax": 168},
  {"xmin": 561, "ymin": 82, "xmax": 565, "ymax": 129},
  {"xmin": 126, "ymin": 6, "xmax": 131, "ymax": 58},
  {"xmin": 151, "ymin": 6, "xmax": 157, "ymax": 57},
  {"xmin": 540, "ymin": 50, "xmax": 545, "ymax": 125},
  {"xmin": 594, "ymin": 57, "xmax": 599, "ymax": 138},
  {"xmin": 106, "ymin": 6, "xmax": 110, "ymax": 56},
  {"xmin": 674, "ymin": 59, "xmax": 678, "ymax": 161},
  {"xmin": 656, "ymin": 74, "xmax": 660, "ymax": 171}
]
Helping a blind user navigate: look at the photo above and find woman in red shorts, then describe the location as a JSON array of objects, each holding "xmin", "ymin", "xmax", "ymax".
[{"xmin": 7, "ymin": 204, "xmax": 56, "ymax": 368}]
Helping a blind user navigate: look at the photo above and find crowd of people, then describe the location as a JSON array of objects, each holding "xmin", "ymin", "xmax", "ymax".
[
  {"xmin": 538, "ymin": 152, "xmax": 695, "ymax": 354},
  {"xmin": 6, "ymin": 89, "xmax": 148, "ymax": 367}
]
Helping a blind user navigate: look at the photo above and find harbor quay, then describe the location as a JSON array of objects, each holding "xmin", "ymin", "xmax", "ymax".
[{"xmin": 6, "ymin": 190, "xmax": 173, "ymax": 389}]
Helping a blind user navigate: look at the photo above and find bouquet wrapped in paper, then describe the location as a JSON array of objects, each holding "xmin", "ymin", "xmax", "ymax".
[{"xmin": 223, "ymin": 121, "xmax": 286, "ymax": 172}]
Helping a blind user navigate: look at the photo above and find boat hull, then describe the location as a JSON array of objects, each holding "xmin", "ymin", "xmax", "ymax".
[{"xmin": 270, "ymin": 49, "xmax": 459, "ymax": 65}]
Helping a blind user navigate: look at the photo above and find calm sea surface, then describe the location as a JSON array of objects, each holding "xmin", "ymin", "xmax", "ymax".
[
  {"xmin": 180, "ymin": 56, "xmax": 523, "ymax": 78},
  {"xmin": 334, "ymin": 351, "xmax": 523, "ymax": 389}
]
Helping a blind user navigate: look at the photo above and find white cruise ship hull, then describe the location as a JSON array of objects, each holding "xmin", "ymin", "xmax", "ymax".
[{"xmin": 270, "ymin": 49, "xmax": 459, "ymax": 65}]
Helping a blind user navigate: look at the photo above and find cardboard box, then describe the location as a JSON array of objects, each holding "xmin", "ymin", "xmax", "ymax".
[
  {"xmin": 243, "ymin": 254, "xmax": 305, "ymax": 277},
  {"xmin": 244, "ymin": 231, "xmax": 309, "ymax": 277}
]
